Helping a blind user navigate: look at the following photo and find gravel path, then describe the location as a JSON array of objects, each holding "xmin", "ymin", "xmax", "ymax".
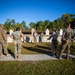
[{"xmin": 0, "ymin": 54, "xmax": 75, "ymax": 61}]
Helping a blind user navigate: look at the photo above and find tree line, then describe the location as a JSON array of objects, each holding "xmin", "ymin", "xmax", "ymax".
[{"xmin": 3, "ymin": 13, "xmax": 75, "ymax": 32}]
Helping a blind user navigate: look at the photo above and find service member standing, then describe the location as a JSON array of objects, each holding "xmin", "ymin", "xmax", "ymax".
[
  {"xmin": 48, "ymin": 28, "xmax": 58, "ymax": 57},
  {"xmin": 33, "ymin": 30, "xmax": 37, "ymax": 44},
  {"xmin": 40, "ymin": 31, "xmax": 44, "ymax": 43},
  {"xmin": 59, "ymin": 23, "xmax": 74, "ymax": 59},
  {"xmin": 12, "ymin": 27, "xmax": 24, "ymax": 59},
  {"xmin": 0, "ymin": 24, "xmax": 10, "ymax": 57}
]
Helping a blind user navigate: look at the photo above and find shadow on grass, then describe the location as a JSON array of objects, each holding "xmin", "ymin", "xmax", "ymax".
[
  {"xmin": 36, "ymin": 45, "xmax": 51, "ymax": 51},
  {"xmin": 44, "ymin": 43, "xmax": 52, "ymax": 47},
  {"xmin": 8, "ymin": 48, "xmax": 15, "ymax": 58},
  {"xmin": 22, "ymin": 45, "xmax": 52, "ymax": 56},
  {"xmin": 71, "ymin": 44, "xmax": 75, "ymax": 49}
]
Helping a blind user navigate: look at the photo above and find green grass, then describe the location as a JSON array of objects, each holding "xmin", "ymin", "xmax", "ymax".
[
  {"xmin": 0, "ymin": 42, "xmax": 75, "ymax": 75},
  {"xmin": 8, "ymin": 42, "xmax": 52, "ymax": 54},
  {"xmin": 0, "ymin": 60, "xmax": 75, "ymax": 75},
  {"xmin": 7, "ymin": 42, "xmax": 75, "ymax": 54}
]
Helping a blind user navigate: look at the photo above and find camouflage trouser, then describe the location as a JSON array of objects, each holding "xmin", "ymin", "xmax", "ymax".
[
  {"xmin": 34, "ymin": 36, "xmax": 37, "ymax": 43},
  {"xmin": 14, "ymin": 40, "xmax": 22, "ymax": 57},
  {"xmin": 0, "ymin": 40, "xmax": 8, "ymax": 55},
  {"xmin": 31, "ymin": 37, "xmax": 34, "ymax": 43},
  {"xmin": 59, "ymin": 40, "xmax": 70, "ymax": 59}
]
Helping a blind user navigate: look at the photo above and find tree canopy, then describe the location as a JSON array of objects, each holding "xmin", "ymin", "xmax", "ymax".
[{"xmin": 2, "ymin": 13, "xmax": 75, "ymax": 32}]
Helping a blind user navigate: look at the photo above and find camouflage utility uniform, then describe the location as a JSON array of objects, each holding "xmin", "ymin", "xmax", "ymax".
[
  {"xmin": 33, "ymin": 31, "xmax": 37, "ymax": 43},
  {"xmin": 0, "ymin": 26, "xmax": 9, "ymax": 57},
  {"xmin": 59, "ymin": 26, "xmax": 74, "ymax": 59},
  {"xmin": 12, "ymin": 30, "xmax": 23, "ymax": 59}
]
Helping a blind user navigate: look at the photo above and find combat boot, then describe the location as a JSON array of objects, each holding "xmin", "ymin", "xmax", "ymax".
[
  {"xmin": 66, "ymin": 56, "xmax": 69, "ymax": 60},
  {"xmin": 18, "ymin": 55, "xmax": 22, "ymax": 58},
  {"xmin": 6, "ymin": 54, "xmax": 10, "ymax": 57},
  {"xmin": 58, "ymin": 55, "xmax": 62, "ymax": 59},
  {"xmin": 14, "ymin": 55, "xmax": 17, "ymax": 59},
  {"xmin": 0, "ymin": 55, "xmax": 4, "ymax": 58}
]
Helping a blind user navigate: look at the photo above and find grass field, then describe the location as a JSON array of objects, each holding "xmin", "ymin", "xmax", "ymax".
[
  {"xmin": 0, "ymin": 42, "xmax": 75, "ymax": 75},
  {"xmin": 8, "ymin": 42, "xmax": 52, "ymax": 54},
  {"xmin": 0, "ymin": 60, "xmax": 75, "ymax": 75},
  {"xmin": 7, "ymin": 42, "xmax": 75, "ymax": 54}
]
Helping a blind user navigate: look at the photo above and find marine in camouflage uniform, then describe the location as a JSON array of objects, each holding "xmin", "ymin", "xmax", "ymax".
[
  {"xmin": 33, "ymin": 31, "xmax": 37, "ymax": 44},
  {"xmin": 12, "ymin": 27, "xmax": 24, "ymax": 59},
  {"xmin": 0, "ymin": 24, "xmax": 9, "ymax": 57},
  {"xmin": 59, "ymin": 23, "xmax": 74, "ymax": 59}
]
